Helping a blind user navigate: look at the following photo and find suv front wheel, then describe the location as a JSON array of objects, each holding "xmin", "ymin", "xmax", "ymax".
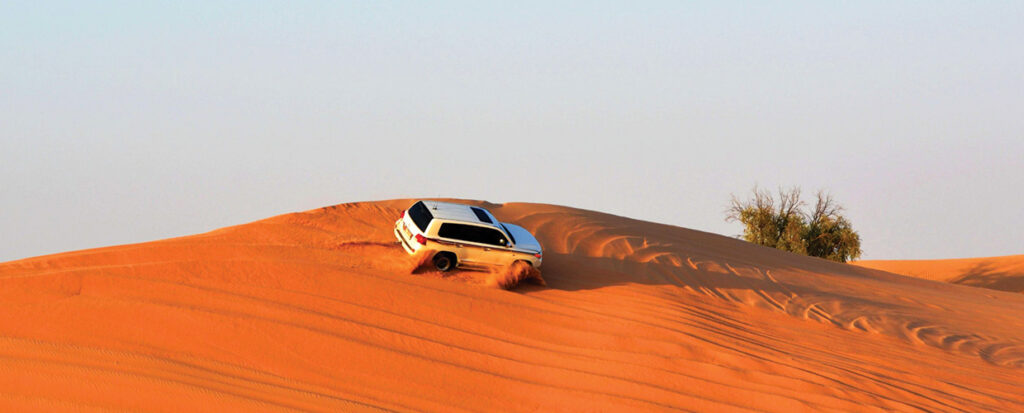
[{"xmin": 433, "ymin": 252, "xmax": 456, "ymax": 272}]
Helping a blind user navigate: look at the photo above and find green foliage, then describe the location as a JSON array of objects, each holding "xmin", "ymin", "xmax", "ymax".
[{"xmin": 726, "ymin": 187, "xmax": 862, "ymax": 263}]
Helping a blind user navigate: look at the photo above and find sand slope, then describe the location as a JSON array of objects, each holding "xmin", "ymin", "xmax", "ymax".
[
  {"xmin": 1, "ymin": 199, "xmax": 1022, "ymax": 412},
  {"xmin": 854, "ymin": 255, "xmax": 1024, "ymax": 294}
]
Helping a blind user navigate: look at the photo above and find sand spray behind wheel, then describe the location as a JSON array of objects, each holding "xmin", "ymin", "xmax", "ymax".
[{"xmin": 486, "ymin": 261, "xmax": 546, "ymax": 290}]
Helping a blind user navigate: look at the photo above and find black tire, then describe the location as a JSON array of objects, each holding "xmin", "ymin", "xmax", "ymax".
[{"xmin": 433, "ymin": 252, "xmax": 456, "ymax": 272}]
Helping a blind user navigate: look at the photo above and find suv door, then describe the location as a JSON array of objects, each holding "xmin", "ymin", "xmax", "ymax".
[
  {"xmin": 472, "ymin": 226, "xmax": 513, "ymax": 266},
  {"xmin": 437, "ymin": 223, "xmax": 511, "ymax": 266}
]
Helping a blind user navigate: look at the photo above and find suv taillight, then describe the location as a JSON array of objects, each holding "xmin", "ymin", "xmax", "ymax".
[
  {"xmin": 415, "ymin": 234, "xmax": 427, "ymax": 245},
  {"xmin": 534, "ymin": 253, "xmax": 542, "ymax": 258}
]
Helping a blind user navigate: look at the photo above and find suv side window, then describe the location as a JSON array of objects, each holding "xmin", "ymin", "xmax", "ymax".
[
  {"xmin": 478, "ymin": 227, "xmax": 510, "ymax": 247},
  {"xmin": 438, "ymin": 224, "xmax": 509, "ymax": 247},
  {"xmin": 438, "ymin": 223, "xmax": 471, "ymax": 241}
]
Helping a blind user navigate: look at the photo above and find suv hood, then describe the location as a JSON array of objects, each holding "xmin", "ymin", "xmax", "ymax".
[{"xmin": 502, "ymin": 223, "xmax": 542, "ymax": 254}]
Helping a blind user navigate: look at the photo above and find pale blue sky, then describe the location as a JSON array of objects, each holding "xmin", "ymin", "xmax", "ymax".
[{"xmin": 2, "ymin": 1, "xmax": 1022, "ymax": 262}]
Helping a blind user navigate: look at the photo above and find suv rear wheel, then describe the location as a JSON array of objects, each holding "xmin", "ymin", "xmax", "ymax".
[{"xmin": 433, "ymin": 252, "xmax": 456, "ymax": 272}]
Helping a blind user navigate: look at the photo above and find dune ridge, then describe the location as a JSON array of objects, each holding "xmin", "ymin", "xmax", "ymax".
[
  {"xmin": 854, "ymin": 255, "xmax": 1024, "ymax": 294},
  {"xmin": 1, "ymin": 199, "xmax": 1022, "ymax": 412}
]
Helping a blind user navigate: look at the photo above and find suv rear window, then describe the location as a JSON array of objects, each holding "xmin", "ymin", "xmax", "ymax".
[
  {"xmin": 408, "ymin": 201, "xmax": 433, "ymax": 232},
  {"xmin": 438, "ymin": 223, "xmax": 509, "ymax": 247}
]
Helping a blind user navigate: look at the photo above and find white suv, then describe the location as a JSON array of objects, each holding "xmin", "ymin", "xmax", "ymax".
[{"xmin": 394, "ymin": 200, "xmax": 543, "ymax": 272}]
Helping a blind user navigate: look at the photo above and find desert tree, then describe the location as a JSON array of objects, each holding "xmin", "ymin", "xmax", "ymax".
[
  {"xmin": 727, "ymin": 186, "xmax": 862, "ymax": 263},
  {"xmin": 726, "ymin": 186, "xmax": 806, "ymax": 254},
  {"xmin": 803, "ymin": 191, "xmax": 862, "ymax": 262}
]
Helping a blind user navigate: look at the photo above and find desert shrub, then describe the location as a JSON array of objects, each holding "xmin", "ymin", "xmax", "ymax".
[{"xmin": 727, "ymin": 187, "xmax": 862, "ymax": 262}]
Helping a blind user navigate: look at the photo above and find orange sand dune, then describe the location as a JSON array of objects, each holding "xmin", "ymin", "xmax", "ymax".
[
  {"xmin": 2, "ymin": 199, "xmax": 1023, "ymax": 412},
  {"xmin": 854, "ymin": 255, "xmax": 1024, "ymax": 294}
]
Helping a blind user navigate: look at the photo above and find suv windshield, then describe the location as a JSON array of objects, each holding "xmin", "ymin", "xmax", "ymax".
[
  {"xmin": 500, "ymin": 223, "xmax": 516, "ymax": 245},
  {"xmin": 408, "ymin": 201, "xmax": 433, "ymax": 232}
]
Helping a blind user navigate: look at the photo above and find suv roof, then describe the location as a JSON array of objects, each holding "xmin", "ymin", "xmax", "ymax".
[{"xmin": 419, "ymin": 200, "xmax": 500, "ymax": 227}]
